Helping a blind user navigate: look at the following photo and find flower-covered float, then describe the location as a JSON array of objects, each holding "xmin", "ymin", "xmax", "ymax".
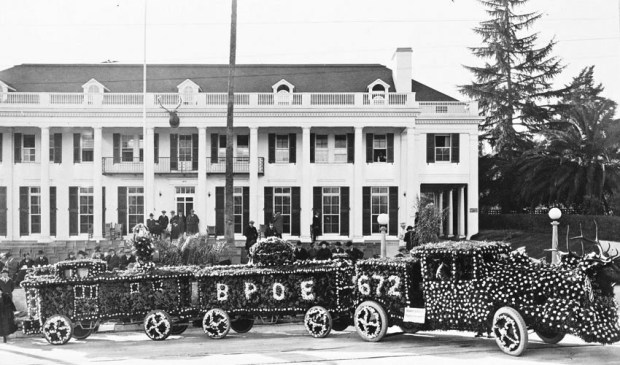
[{"xmin": 352, "ymin": 237, "xmax": 620, "ymax": 356}]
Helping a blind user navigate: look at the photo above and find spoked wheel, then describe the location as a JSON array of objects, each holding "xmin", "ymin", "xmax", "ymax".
[
  {"xmin": 42, "ymin": 315, "xmax": 74, "ymax": 345},
  {"xmin": 534, "ymin": 329, "xmax": 565, "ymax": 344},
  {"xmin": 400, "ymin": 322, "xmax": 420, "ymax": 334},
  {"xmin": 354, "ymin": 301, "xmax": 388, "ymax": 342},
  {"xmin": 170, "ymin": 322, "xmax": 190, "ymax": 335},
  {"xmin": 143, "ymin": 310, "xmax": 173, "ymax": 341},
  {"xmin": 230, "ymin": 316, "xmax": 254, "ymax": 334},
  {"xmin": 332, "ymin": 316, "xmax": 351, "ymax": 332},
  {"xmin": 202, "ymin": 308, "xmax": 231, "ymax": 339},
  {"xmin": 304, "ymin": 306, "xmax": 333, "ymax": 338},
  {"xmin": 492, "ymin": 306, "xmax": 528, "ymax": 356},
  {"xmin": 73, "ymin": 320, "xmax": 99, "ymax": 340}
]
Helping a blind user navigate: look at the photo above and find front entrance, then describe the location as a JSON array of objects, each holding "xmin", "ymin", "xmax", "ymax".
[{"xmin": 176, "ymin": 186, "xmax": 195, "ymax": 216}]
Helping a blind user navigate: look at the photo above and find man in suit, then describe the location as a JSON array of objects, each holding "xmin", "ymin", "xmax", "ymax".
[
  {"xmin": 158, "ymin": 210, "xmax": 169, "ymax": 238},
  {"xmin": 243, "ymin": 220, "xmax": 258, "ymax": 251},
  {"xmin": 332, "ymin": 241, "xmax": 345, "ymax": 254},
  {"xmin": 316, "ymin": 241, "xmax": 333, "ymax": 261},
  {"xmin": 106, "ymin": 249, "xmax": 120, "ymax": 270},
  {"xmin": 293, "ymin": 241, "xmax": 309, "ymax": 261},
  {"xmin": 186, "ymin": 209, "xmax": 200, "ymax": 235},
  {"xmin": 345, "ymin": 241, "xmax": 364, "ymax": 262},
  {"xmin": 34, "ymin": 250, "xmax": 49, "ymax": 266},
  {"xmin": 272, "ymin": 212, "xmax": 283, "ymax": 238},
  {"xmin": 119, "ymin": 249, "xmax": 136, "ymax": 270},
  {"xmin": 146, "ymin": 213, "xmax": 158, "ymax": 236},
  {"xmin": 264, "ymin": 223, "xmax": 279, "ymax": 238}
]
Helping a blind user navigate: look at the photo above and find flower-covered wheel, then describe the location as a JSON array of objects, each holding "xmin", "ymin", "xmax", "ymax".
[
  {"xmin": 230, "ymin": 316, "xmax": 254, "ymax": 334},
  {"xmin": 202, "ymin": 308, "xmax": 231, "ymax": 339},
  {"xmin": 143, "ymin": 310, "xmax": 172, "ymax": 341},
  {"xmin": 304, "ymin": 306, "xmax": 333, "ymax": 338},
  {"xmin": 534, "ymin": 329, "xmax": 565, "ymax": 344},
  {"xmin": 72, "ymin": 320, "xmax": 98, "ymax": 340},
  {"xmin": 354, "ymin": 301, "xmax": 388, "ymax": 342},
  {"xmin": 493, "ymin": 306, "xmax": 528, "ymax": 356},
  {"xmin": 42, "ymin": 315, "xmax": 74, "ymax": 345}
]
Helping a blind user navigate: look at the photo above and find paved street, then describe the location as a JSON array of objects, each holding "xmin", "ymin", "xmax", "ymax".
[{"xmin": 1, "ymin": 322, "xmax": 620, "ymax": 365}]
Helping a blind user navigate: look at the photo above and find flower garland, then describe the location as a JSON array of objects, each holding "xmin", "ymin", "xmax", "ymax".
[{"xmin": 248, "ymin": 237, "xmax": 295, "ymax": 266}]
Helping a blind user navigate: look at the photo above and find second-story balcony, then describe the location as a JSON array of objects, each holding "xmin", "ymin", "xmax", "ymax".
[
  {"xmin": 206, "ymin": 157, "xmax": 264, "ymax": 174},
  {"xmin": 102, "ymin": 157, "xmax": 264, "ymax": 175}
]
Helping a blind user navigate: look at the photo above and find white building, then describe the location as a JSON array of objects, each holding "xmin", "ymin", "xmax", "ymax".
[{"xmin": 0, "ymin": 48, "xmax": 480, "ymax": 247}]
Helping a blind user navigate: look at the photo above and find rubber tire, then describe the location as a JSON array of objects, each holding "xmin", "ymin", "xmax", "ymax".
[
  {"xmin": 143, "ymin": 310, "xmax": 173, "ymax": 341},
  {"xmin": 354, "ymin": 301, "xmax": 389, "ymax": 342},
  {"xmin": 534, "ymin": 329, "xmax": 565, "ymax": 344},
  {"xmin": 202, "ymin": 308, "xmax": 231, "ymax": 339},
  {"xmin": 72, "ymin": 321, "xmax": 95, "ymax": 340},
  {"xmin": 400, "ymin": 322, "xmax": 420, "ymax": 334},
  {"xmin": 230, "ymin": 317, "xmax": 254, "ymax": 334},
  {"xmin": 304, "ymin": 306, "xmax": 333, "ymax": 338},
  {"xmin": 332, "ymin": 317, "xmax": 350, "ymax": 332},
  {"xmin": 170, "ymin": 323, "xmax": 189, "ymax": 335},
  {"xmin": 42, "ymin": 314, "xmax": 74, "ymax": 345},
  {"xmin": 492, "ymin": 306, "xmax": 528, "ymax": 356}
]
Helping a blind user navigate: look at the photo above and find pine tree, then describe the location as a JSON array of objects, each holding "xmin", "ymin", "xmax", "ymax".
[{"xmin": 460, "ymin": 0, "xmax": 563, "ymax": 156}]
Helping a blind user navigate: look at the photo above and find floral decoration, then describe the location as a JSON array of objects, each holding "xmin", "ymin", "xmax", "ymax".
[{"xmin": 248, "ymin": 237, "xmax": 295, "ymax": 266}]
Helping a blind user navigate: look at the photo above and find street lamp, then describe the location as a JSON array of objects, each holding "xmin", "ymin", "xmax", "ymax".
[
  {"xmin": 377, "ymin": 213, "xmax": 389, "ymax": 258},
  {"xmin": 548, "ymin": 208, "xmax": 562, "ymax": 264}
]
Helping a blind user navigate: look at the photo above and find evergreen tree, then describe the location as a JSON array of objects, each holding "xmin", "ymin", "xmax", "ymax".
[{"xmin": 460, "ymin": 0, "xmax": 563, "ymax": 155}]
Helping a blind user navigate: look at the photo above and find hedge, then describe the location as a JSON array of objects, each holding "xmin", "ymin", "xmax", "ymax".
[{"xmin": 480, "ymin": 214, "xmax": 620, "ymax": 241}]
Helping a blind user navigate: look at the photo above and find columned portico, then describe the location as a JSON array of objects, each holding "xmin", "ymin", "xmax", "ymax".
[
  {"xmin": 249, "ymin": 127, "xmax": 259, "ymax": 224},
  {"xmin": 353, "ymin": 126, "xmax": 364, "ymax": 240},
  {"xmin": 92, "ymin": 126, "xmax": 103, "ymax": 241},
  {"xmin": 40, "ymin": 126, "xmax": 51, "ymax": 242},
  {"xmin": 301, "ymin": 127, "xmax": 311, "ymax": 240},
  {"xmin": 197, "ymin": 126, "xmax": 208, "ymax": 234}
]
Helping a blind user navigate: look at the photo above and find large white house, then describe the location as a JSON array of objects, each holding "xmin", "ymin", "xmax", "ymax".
[{"xmin": 0, "ymin": 48, "xmax": 480, "ymax": 247}]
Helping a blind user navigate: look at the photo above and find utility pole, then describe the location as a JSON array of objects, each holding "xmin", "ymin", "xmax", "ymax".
[{"xmin": 225, "ymin": 0, "xmax": 237, "ymax": 245}]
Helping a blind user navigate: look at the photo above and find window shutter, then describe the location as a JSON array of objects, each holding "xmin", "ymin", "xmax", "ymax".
[
  {"xmin": 340, "ymin": 186, "xmax": 350, "ymax": 236},
  {"xmin": 347, "ymin": 133, "xmax": 354, "ymax": 163},
  {"xmin": 313, "ymin": 186, "xmax": 322, "ymax": 235},
  {"xmin": 310, "ymin": 133, "xmax": 315, "ymax": 163},
  {"xmin": 362, "ymin": 187, "xmax": 371, "ymax": 236},
  {"xmin": 154, "ymin": 133, "xmax": 159, "ymax": 163},
  {"xmin": 215, "ymin": 187, "xmax": 224, "ymax": 236},
  {"xmin": 113, "ymin": 133, "xmax": 121, "ymax": 163},
  {"xmin": 243, "ymin": 187, "xmax": 250, "ymax": 230},
  {"xmin": 210, "ymin": 133, "xmax": 218, "ymax": 163},
  {"xmin": 264, "ymin": 187, "xmax": 273, "ymax": 227},
  {"xmin": 192, "ymin": 133, "xmax": 199, "ymax": 170},
  {"xmin": 19, "ymin": 186, "xmax": 29, "ymax": 236},
  {"xmin": 0, "ymin": 186, "xmax": 7, "ymax": 236},
  {"xmin": 73, "ymin": 133, "xmax": 81, "ymax": 163},
  {"xmin": 14, "ymin": 133, "xmax": 22, "ymax": 163},
  {"xmin": 50, "ymin": 187, "xmax": 57, "ymax": 237},
  {"xmin": 366, "ymin": 133, "xmax": 373, "ymax": 163},
  {"xmin": 102, "ymin": 186, "xmax": 106, "ymax": 236},
  {"xmin": 53, "ymin": 133, "xmax": 62, "ymax": 163},
  {"xmin": 289, "ymin": 133, "xmax": 296, "ymax": 163},
  {"xmin": 117, "ymin": 187, "xmax": 127, "ymax": 236},
  {"xmin": 69, "ymin": 186, "xmax": 79, "ymax": 236},
  {"xmin": 451, "ymin": 133, "xmax": 460, "ymax": 163},
  {"xmin": 426, "ymin": 134, "xmax": 435, "ymax": 163},
  {"xmin": 291, "ymin": 186, "xmax": 300, "ymax": 236},
  {"xmin": 268, "ymin": 134, "xmax": 275, "ymax": 163},
  {"xmin": 170, "ymin": 134, "xmax": 178, "ymax": 170},
  {"xmin": 388, "ymin": 187, "xmax": 398, "ymax": 235},
  {"xmin": 386, "ymin": 133, "xmax": 394, "ymax": 163}
]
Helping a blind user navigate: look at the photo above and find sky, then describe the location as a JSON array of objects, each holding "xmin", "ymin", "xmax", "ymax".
[{"xmin": 0, "ymin": 0, "xmax": 619, "ymax": 103}]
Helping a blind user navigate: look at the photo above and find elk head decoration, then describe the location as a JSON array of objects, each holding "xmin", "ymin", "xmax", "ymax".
[{"xmin": 157, "ymin": 97, "xmax": 182, "ymax": 128}]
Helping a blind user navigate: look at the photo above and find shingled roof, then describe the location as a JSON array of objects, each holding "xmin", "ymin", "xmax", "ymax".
[{"xmin": 0, "ymin": 63, "xmax": 457, "ymax": 101}]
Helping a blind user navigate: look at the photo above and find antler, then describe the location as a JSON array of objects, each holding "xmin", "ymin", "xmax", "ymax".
[{"xmin": 157, "ymin": 97, "xmax": 183, "ymax": 112}]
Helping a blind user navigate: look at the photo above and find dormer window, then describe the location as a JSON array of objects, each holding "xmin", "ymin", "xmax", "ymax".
[
  {"xmin": 177, "ymin": 79, "xmax": 200, "ymax": 105},
  {"xmin": 367, "ymin": 79, "xmax": 390, "ymax": 105},
  {"xmin": 272, "ymin": 79, "xmax": 295, "ymax": 105},
  {"xmin": 82, "ymin": 79, "xmax": 108, "ymax": 105}
]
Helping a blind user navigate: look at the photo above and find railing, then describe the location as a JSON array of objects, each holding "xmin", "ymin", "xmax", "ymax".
[
  {"xmin": 154, "ymin": 157, "xmax": 198, "ymax": 173},
  {"xmin": 102, "ymin": 157, "xmax": 143, "ymax": 174},
  {"xmin": 418, "ymin": 101, "xmax": 478, "ymax": 116},
  {"xmin": 206, "ymin": 157, "xmax": 264, "ymax": 174}
]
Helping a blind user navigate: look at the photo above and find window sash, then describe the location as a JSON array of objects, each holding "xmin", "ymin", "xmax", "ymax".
[
  {"xmin": 273, "ymin": 190, "xmax": 291, "ymax": 234},
  {"xmin": 370, "ymin": 187, "xmax": 389, "ymax": 234},
  {"xmin": 127, "ymin": 188, "xmax": 144, "ymax": 232},
  {"xmin": 435, "ymin": 135, "xmax": 451, "ymax": 161},
  {"xmin": 322, "ymin": 187, "xmax": 340, "ymax": 234},
  {"xmin": 79, "ymin": 189, "xmax": 94, "ymax": 234}
]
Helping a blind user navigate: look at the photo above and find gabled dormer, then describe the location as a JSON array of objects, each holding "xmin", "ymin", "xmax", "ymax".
[
  {"xmin": 0, "ymin": 80, "xmax": 16, "ymax": 102},
  {"xmin": 367, "ymin": 79, "xmax": 390, "ymax": 105},
  {"xmin": 82, "ymin": 79, "xmax": 108, "ymax": 105},
  {"xmin": 272, "ymin": 79, "xmax": 295, "ymax": 105},
  {"xmin": 177, "ymin": 79, "xmax": 201, "ymax": 105}
]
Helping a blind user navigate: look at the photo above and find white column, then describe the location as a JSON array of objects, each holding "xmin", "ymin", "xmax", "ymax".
[
  {"xmin": 249, "ymin": 127, "xmax": 259, "ymax": 225},
  {"xmin": 144, "ymin": 127, "xmax": 155, "ymax": 219},
  {"xmin": 93, "ymin": 127, "xmax": 103, "ymax": 241},
  {"xmin": 197, "ymin": 126, "xmax": 208, "ymax": 234},
  {"xmin": 447, "ymin": 189, "xmax": 454, "ymax": 237},
  {"xmin": 467, "ymin": 133, "xmax": 479, "ymax": 239},
  {"xmin": 5, "ymin": 133, "xmax": 15, "ymax": 239},
  {"xmin": 40, "ymin": 127, "xmax": 51, "ymax": 242},
  {"xmin": 459, "ymin": 186, "xmax": 466, "ymax": 238},
  {"xmin": 406, "ymin": 127, "xmax": 417, "ymax": 223},
  {"xmin": 438, "ymin": 191, "xmax": 444, "ymax": 237},
  {"xmin": 353, "ymin": 126, "xmax": 364, "ymax": 239},
  {"xmin": 301, "ymin": 127, "xmax": 311, "ymax": 240}
]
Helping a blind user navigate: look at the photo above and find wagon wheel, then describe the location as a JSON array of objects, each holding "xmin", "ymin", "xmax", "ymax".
[
  {"xmin": 42, "ymin": 315, "xmax": 74, "ymax": 345},
  {"xmin": 230, "ymin": 316, "xmax": 254, "ymax": 334},
  {"xmin": 170, "ymin": 322, "xmax": 190, "ymax": 335},
  {"xmin": 331, "ymin": 316, "xmax": 351, "ymax": 332},
  {"xmin": 143, "ymin": 310, "xmax": 173, "ymax": 341},
  {"xmin": 492, "ymin": 306, "xmax": 528, "ymax": 356},
  {"xmin": 73, "ymin": 320, "xmax": 99, "ymax": 340},
  {"xmin": 202, "ymin": 308, "xmax": 231, "ymax": 339},
  {"xmin": 534, "ymin": 329, "xmax": 565, "ymax": 344},
  {"xmin": 354, "ymin": 301, "xmax": 388, "ymax": 342},
  {"xmin": 304, "ymin": 306, "xmax": 333, "ymax": 338}
]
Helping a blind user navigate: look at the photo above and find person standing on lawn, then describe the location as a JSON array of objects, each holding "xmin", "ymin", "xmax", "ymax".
[
  {"xmin": 186, "ymin": 209, "xmax": 200, "ymax": 235},
  {"xmin": 0, "ymin": 267, "xmax": 18, "ymax": 343}
]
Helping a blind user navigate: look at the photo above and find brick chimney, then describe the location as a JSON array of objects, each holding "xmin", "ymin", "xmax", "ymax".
[{"xmin": 392, "ymin": 48, "xmax": 413, "ymax": 93}]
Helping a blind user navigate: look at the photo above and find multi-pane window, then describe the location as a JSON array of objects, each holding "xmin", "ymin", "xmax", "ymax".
[
  {"xmin": 81, "ymin": 132, "xmax": 94, "ymax": 162},
  {"xmin": 373, "ymin": 134, "xmax": 387, "ymax": 162},
  {"xmin": 273, "ymin": 187, "xmax": 291, "ymax": 234},
  {"xmin": 334, "ymin": 135, "xmax": 348, "ymax": 163},
  {"xmin": 371, "ymin": 187, "xmax": 389, "ymax": 234},
  {"xmin": 121, "ymin": 135, "xmax": 143, "ymax": 162},
  {"xmin": 315, "ymin": 135, "xmax": 328, "ymax": 163},
  {"xmin": 49, "ymin": 134, "xmax": 56, "ymax": 162},
  {"xmin": 22, "ymin": 135, "xmax": 36, "ymax": 162},
  {"xmin": 182, "ymin": 86, "xmax": 194, "ymax": 105},
  {"xmin": 30, "ymin": 187, "xmax": 41, "ymax": 234},
  {"xmin": 322, "ymin": 187, "xmax": 340, "ymax": 234},
  {"xmin": 179, "ymin": 135, "xmax": 193, "ymax": 163},
  {"xmin": 175, "ymin": 186, "xmax": 194, "ymax": 217},
  {"xmin": 237, "ymin": 135, "xmax": 249, "ymax": 160},
  {"xmin": 233, "ymin": 187, "xmax": 243, "ymax": 234},
  {"xmin": 79, "ymin": 187, "xmax": 94, "ymax": 234},
  {"xmin": 275, "ymin": 135, "xmax": 289, "ymax": 163},
  {"xmin": 435, "ymin": 135, "xmax": 451, "ymax": 162},
  {"xmin": 127, "ymin": 187, "xmax": 144, "ymax": 232}
]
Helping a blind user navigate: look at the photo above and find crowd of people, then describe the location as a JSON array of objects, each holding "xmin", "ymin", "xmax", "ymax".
[{"xmin": 147, "ymin": 209, "xmax": 201, "ymax": 241}]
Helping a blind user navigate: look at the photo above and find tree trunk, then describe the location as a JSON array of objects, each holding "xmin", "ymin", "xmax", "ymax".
[{"xmin": 225, "ymin": 0, "xmax": 237, "ymax": 246}]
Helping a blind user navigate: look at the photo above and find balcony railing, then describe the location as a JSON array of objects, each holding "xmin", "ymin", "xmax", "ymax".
[
  {"xmin": 206, "ymin": 157, "xmax": 264, "ymax": 174},
  {"xmin": 418, "ymin": 101, "xmax": 478, "ymax": 116},
  {"xmin": 102, "ymin": 157, "xmax": 264, "ymax": 174}
]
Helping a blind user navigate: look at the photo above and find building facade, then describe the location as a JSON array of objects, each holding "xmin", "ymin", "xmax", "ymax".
[{"xmin": 0, "ymin": 48, "xmax": 480, "ymax": 245}]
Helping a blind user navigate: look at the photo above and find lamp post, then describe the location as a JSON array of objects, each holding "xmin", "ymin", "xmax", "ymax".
[
  {"xmin": 548, "ymin": 208, "xmax": 562, "ymax": 264},
  {"xmin": 377, "ymin": 213, "xmax": 389, "ymax": 258}
]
